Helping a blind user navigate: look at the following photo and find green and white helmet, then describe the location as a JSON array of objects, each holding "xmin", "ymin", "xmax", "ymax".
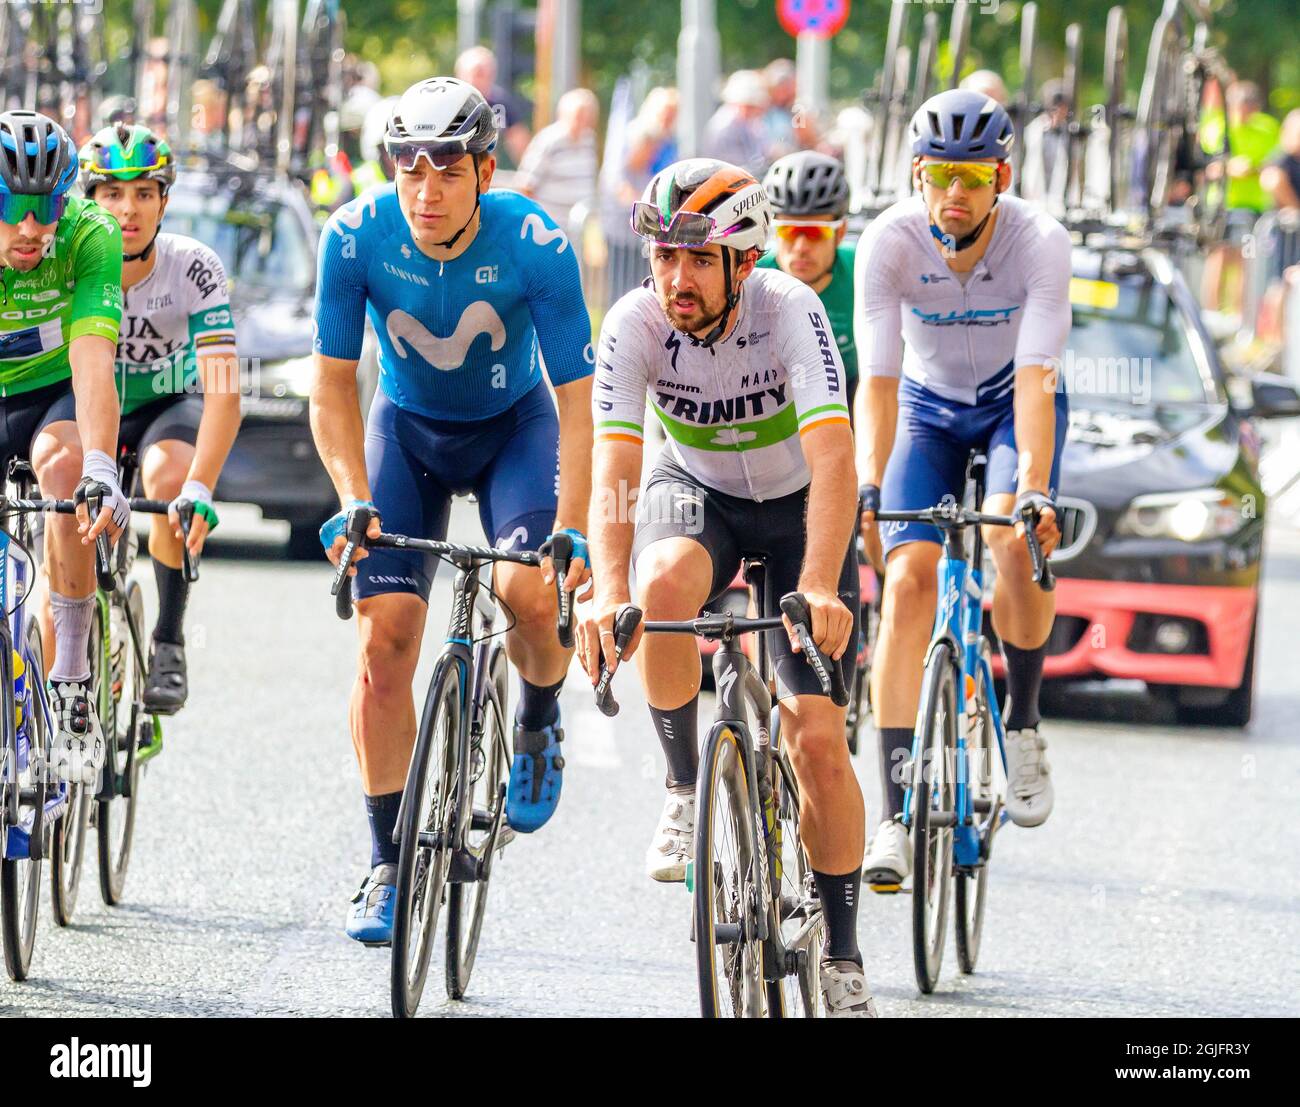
[{"xmin": 78, "ymin": 123, "xmax": 177, "ymax": 199}]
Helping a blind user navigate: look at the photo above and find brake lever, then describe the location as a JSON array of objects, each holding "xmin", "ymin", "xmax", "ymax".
[
  {"xmin": 1020, "ymin": 504, "xmax": 1056, "ymax": 592},
  {"xmin": 779, "ymin": 592, "xmax": 849, "ymax": 707},
  {"xmin": 176, "ymin": 500, "xmax": 199, "ymax": 583},
  {"xmin": 85, "ymin": 486, "xmax": 115, "ymax": 594},
  {"xmin": 594, "ymin": 604, "xmax": 643, "ymax": 718},
  {"xmin": 548, "ymin": 533, "xmax": 575, "ymax": 648}
]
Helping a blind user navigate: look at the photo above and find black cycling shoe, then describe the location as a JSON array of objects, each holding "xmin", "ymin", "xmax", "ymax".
[{"xmin": 143, "ymin": 640, "xmax": 188, "ymax": 715}]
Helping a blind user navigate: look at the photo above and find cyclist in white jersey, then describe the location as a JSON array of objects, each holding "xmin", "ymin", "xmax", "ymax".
[
  {"xmin": 77, "ymin": 124, "xmax": 241, "ymax": 713},
  {"xmin": 854, "ymin": 91, "xmax": 1072, "ymax": 888},
  {"xmin": 580, "ymin": 159, "xmax": 875, "ymax": 1017}
]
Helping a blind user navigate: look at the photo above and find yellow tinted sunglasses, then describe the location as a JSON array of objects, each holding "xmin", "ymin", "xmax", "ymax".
[
  {"xmin": 773, "ymin": 219, "xmax": 844, "ymax": 243},
  {"xmin": 919, "ymin": 162, "xmax": 999, "ymax": 189}
]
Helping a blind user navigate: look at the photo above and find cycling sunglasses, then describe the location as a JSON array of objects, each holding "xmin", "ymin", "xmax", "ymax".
[
  {"xmin": 631, "ymin": 202, "xmax": 732, "ymax": 247},
  {"xmin": 0, "ymin": 193, "xmax": 67, "ymax": 226},
  {"xmin": 385, "ymin": 138, "xmax": 475, "ymax": 172},
  {"xmin": 919, "ymin": 161, "xmax": 1000, "ymax": 189},
  {"xmin": 774, "ymin": 219, "xmax": 844, "ymax": 243},
  {"xmin": 84, "ymin": 140, "xmax": 168, "ymax": 175}
]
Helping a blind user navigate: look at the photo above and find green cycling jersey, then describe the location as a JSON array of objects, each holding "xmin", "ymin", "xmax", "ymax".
[
  {"xmin": 757, "ymin": 243, "xmax": 857, "ymax": 382},
  {"xmin": 0, "ymin": 196, "xmax": 124, "ymax": 398}
]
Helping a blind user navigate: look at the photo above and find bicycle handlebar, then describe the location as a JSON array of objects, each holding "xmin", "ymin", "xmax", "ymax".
[{"xmin": 593, "ymin": 591, "xmax": 849, "ymax": 717}]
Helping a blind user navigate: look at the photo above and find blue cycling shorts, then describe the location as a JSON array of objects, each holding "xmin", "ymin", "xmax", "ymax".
[
  {"xmin": 879, "ymin": 376, "xmax": 1068, "ymax": 556},
  {"xmin": 356, "ymin": 381, "xmax": 560, "ymax": 601}
]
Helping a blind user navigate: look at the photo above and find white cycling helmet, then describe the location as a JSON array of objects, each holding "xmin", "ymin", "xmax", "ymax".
[{"xmin": 385, "ymin": 76, "xmax": 497, "ymax": 156}]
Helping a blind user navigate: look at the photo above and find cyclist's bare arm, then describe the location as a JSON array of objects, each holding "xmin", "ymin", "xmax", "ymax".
[
  {"xmin": 582, "ymin": 439, "xmax": 644, "ymax": 679},
  {"xmin": 798, "ymin": 421, "xmax": 858, "ymax": 660},
  {"xmin": 310, "ymin": 353, "xmax": 372, "ymax": 507},
  {"xmin": 70, "ymin": 333, "xmax": 122, "ymax": 542},
  {"xmin": 551, "ymin": 375, "xmax": 594, "ymax": 590}
]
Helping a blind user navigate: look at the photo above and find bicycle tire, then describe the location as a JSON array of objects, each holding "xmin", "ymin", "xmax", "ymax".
[
  {"xmin": 954, "ymin": 643, "xmax": 998, "ymax": 974},
  {"xmin": 1103, "ymin": 6, "xmax": 1129, "ymax": 215},
  {"xmin": 911, "ymin": 642, "xmax": 955, "ymax": 995},
  {"xmin": 772, "ymin": 749, "xmax": 825, "ymax": 1017},
  {"xmin": 695, "ymin": 723, "xmax": 767, "ymax": 1018},
  {"xmin": 390, "ymin": 656, "xmax": 460, "ymax": 1019},
  {"xmin": 0, "ymin": 635, "xmax": 39, "ymax": 982},
  {"xmin": 947, "ymin": 0, "xmax": 971, "ymax": 90},
  {"xmin": 1135, "ymin": 13, "xmax": 1181, "ymax": 220},
  {"xmin": 445, "ymin": 644, "xmax": 509, "ymax": 1000},
  {"xmin": 46, "ymin": 613, "xmax": 89, "ymax": 928},
  {"xmin": 96, "ymin": 582, "xmax": 146, "ymax": 906}
]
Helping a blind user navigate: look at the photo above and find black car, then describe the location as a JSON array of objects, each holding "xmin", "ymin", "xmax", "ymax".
[{"xmin": 163, "ymin": 168, "xmax": 377, "ymax": 555}]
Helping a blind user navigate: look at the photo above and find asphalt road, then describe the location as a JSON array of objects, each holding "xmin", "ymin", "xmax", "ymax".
[{"xmin": 2, "ymin": 501, "xmax": 1297, "ymax": 1018}]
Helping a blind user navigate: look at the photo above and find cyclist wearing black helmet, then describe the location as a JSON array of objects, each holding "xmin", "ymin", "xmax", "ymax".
[
  {"xmin": 760, "ymin": 151, "xmax": 858, "ymax": 411},
  {"xmin": 854, "ymin": 90, "xmax": 1072, "ymax": 889},
  {"xmin": 0, "ymin": 110, "xmax": 128, "ymax": 786}
]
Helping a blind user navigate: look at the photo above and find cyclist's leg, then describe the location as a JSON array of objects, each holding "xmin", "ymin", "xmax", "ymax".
[{"xmin": 134, "ymin": 396, "xmax": 204, "ymax": 710}]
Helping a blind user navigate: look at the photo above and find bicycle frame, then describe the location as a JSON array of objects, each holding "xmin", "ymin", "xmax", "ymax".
[{"xmin": 899, "ymin": 469, "xmax": 1008, "ymax": 870}]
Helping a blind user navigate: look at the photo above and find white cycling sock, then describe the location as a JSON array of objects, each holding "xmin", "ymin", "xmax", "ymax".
[{"xmin": 49, "ymin": 590, "xmax": 94, "ymax": 684}]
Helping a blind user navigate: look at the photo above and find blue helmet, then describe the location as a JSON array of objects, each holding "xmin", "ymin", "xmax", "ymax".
[
  {"xmin": 909, "ymin": 90, "xmax": 1014, "ymax": 161},
  {"xmin": 0, "ymin": 111, "xmax": 78, "ymax": 196}
]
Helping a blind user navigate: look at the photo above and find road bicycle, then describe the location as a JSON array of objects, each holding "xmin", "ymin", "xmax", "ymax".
[
  {"xmin": 874, "ymin": 450, "xmax": 1053, "ymax": 994},
  {"xmin": 332, "ymin": 510, "xmax": 576, "ymax": 1018},
  {"xmin": 595, "ymin": 562, "xmax": 849, "ymax": 1018}
]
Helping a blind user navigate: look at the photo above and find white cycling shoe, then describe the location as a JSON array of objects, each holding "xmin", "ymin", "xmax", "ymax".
[
  {"xmin": 645, "ymin": 791, "xmax": 694, "ymax": 883},
  {"xmin": 48, "ymin": 680, "xmax": 106, "ymax": 786},
  {"xmin": 820, "ymin": 959, "xmax": 879, "ymax": 1017},
  {"xmin": 1004, "ymin": 727, "xmax": 1054, "ymax": 827},
  {"xmin": 863, "ymin": 819, "xmax": 910, "ymax": 892}
]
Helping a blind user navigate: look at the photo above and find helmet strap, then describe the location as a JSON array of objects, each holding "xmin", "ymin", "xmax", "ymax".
[
  {"xmin": 430, "ymin": 154, "xmax": 482, "ymax": 251},
  {"xmin": 930, "ymin": 195, "xmax": 998, "ymax": 255},
  {"xmin": 123, "ymin": 224, "xmax": 161, "ymax": 263},
  {"xmin": 699, "ymin": 248, "xmax": 741, "ymax": 349}
]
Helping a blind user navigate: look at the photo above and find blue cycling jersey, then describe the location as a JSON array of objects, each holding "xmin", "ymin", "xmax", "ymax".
[{"xmin": 314, "ymin": 185, "xmax": 593, "ymax": 421}]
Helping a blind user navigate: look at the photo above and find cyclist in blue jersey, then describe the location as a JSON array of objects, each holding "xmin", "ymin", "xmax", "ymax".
[
  {"xmin": 855, "ymin": 91, "xmax": 1072, "ymax": 889},
  {"xmin": 311, "ymin": 78, "xmax": 595, "ymax": 945}
]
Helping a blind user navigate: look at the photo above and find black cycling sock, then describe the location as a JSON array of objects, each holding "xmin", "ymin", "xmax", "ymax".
[
  {"xmin": 813, "ymin": 868, "xmax": 863, "ymax": 964},
  {"xmin": 365, "ymin": 791, "xmax": 402, "ymax": 868},
  {"xmin": 152, "ymin": 561, "xmax": 189, "ymax": 646},
  {"xmin": 878, "ymin": 726, "xmax": 913, "ymax": 821},
  {"xmin": 516, "ymin": 676, "xmax": 563, "ymax": 731},
  {"xmin": 1002, "ymin": 640, "xmax": 1046, "ymax": 731},
  {"xmin": 649, "ymin": 699, "xmax": 700, "ymax": 792}
]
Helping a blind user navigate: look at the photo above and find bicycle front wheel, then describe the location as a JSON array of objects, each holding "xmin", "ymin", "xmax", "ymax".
[
  {"xmin": 445, "ymin": 644, "xmax": 509, "ymax": 1000},
  {"xmin": 772, "ymin": 750, "xmax": 825, "ymax": 1017},
  {"xmin": 911, "ymin": 643, "xmax": 956, "ymax": 994},
  {"xmin": 694, "ymin": 724, "xmax": 767, "ymax": 1018},
  {"xmin": 42, "ymin": 614, "xmax": 89, "ymax": 927},
  {"xmin": 391, "ymin": 657, "xmax": 460, "ymax": 1019},
  {"xmin": 956, "ymin": 644, "xmax": 999, "ymax": 974},
  {"xmin": 0, "ymin": 639, "xmax": 39, "ymax": 981}
]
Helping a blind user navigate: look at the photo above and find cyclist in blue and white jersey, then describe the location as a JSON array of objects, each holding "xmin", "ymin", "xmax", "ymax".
[
  {"xmin": 854, "ymin": 90, "xmax": 1072, "ymax": 888},
  {"xmin": 311, "ymin": 78, "xmax": 594, "ymax": 944}
]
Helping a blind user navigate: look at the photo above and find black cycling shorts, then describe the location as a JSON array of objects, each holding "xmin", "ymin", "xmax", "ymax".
[
  {"xmin": 0, "ymin": 379, "xmax": 75, "ymax": 465},
  {"xmin": 117, "ymin": 394, "xmax": 203, "ymax": 455},
  {"xmin": 632, "ymin": 457, "xmax": 859, "ymax": 701}
]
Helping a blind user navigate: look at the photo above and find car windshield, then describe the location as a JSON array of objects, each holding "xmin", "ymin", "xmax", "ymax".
[
  {"xmin": 164, "ymin": 190, "xmax": 313, "ymax": 293},
  {"xmin": 1066, "ymin": 277, "xmax": 1216, "ymax": 408}
]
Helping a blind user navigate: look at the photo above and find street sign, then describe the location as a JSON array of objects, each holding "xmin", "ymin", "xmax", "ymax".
[{"xmin": 777, "ymin": 0, "xmax": 850, "ymax": 38}]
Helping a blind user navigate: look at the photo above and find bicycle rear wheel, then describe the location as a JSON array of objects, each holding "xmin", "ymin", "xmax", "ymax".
[
  {"xmin": 772, "ymin": 750, "xmax": 825, "ymax": 1017},
  {"xmin": 44, "ymin": 613, "xmax": 88, "ymax": 927},
  {"xmin": 911, "ymin": 643, "xmax": 956, "ymax": 994},
  {"xmin": 1, "ymin": 637, "xmax": 40, "ymax": 981},
  {"xmin": 391, "ymin": 658, "xmax": 460, "ymax": 1019},
  {"xmin": 97, "ymin": 583, "xmax": 146, "ymax": 906},
  {"xmin": 955, "ymin": 646, "xmax": 998, "ymax": 974},
  {"xmin": 694, "ymin": 724, "xmax": 767, "ymax": 1018},
  {"xmin": 445, "ymin": 645, "xmax": 509, "ymax": 1000}
]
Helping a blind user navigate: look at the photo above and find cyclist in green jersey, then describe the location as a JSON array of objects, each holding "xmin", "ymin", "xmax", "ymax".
[
  {"xmin": 0, "ymin": 111, "xmax": 127, "ymax": 785},
  {"xmin": 759, "ymin": 152, "xmax": 858, "ymax": 411},
  {"xmin": 78, "ymin": 124, "xmax": 241, "ymax": 713}
]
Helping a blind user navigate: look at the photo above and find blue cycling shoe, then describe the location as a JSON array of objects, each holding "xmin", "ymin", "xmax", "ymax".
[
  {"xmin": 506, "ymin": 716, "xmax": 565, "ymax": 833},
  {"xmin": 346, "ymin": 863, "xmax": 397, "ymax": 945}
]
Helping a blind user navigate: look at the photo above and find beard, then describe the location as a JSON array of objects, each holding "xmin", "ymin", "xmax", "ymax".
[{"xmin": 662, "ymin": 290, "xmax": 726, "ymax": 335}]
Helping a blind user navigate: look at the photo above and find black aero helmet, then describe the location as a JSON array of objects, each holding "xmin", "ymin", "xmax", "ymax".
[
  {"xmin": 910, "ymin": 89, "xmax": 1014, "ymax": 161},
  {"xmin": 764, "ymin": 151, "xmax": 849, "ymax": 219},
  {"xmin": 0, "ymin": 111, "xmax": 78, "ymax": 196}
]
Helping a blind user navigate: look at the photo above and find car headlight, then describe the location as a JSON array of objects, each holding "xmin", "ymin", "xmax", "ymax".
[
  {"xmin": 1115, "ymin": 489, "xmax": 1245, "ymax": 542},
  {"xmin": 255, "ymin": 355, "xmax": 315, "ymax": 399}
]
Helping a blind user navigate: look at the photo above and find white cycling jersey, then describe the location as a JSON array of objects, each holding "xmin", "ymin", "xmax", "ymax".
[
  {"xmin": 852, "ymin": 194, "xmax": 1072, "ymax": 406},
  {"xmin": 594, "ymin": 268, "xmax": 850, "ymax": 501}
]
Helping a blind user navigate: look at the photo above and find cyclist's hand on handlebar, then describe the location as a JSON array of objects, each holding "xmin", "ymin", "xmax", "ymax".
[
  {"xmin": 858, "ymin": 483, "xmax": 885, "ymax": 575},
  {"xmin": 541, "ymin": 527, "xmax": 592, "ymax": 601},
  {"xmin": 320, "ymin": 499, "xmax": 381, "ymax": 571},
  {"xmin": 784, "ymin": 588, "xmax": 853, "ymax": 662},
  {"xmin": 578, "ymin": 598, "xmax": 643, "ymax": 684},
  {"xmin": 168, "ymin": 480, "xmax": 218, "ymax": 557},
  {"xmin": 1013, "ymin": 490, "xmax": 1060, "ymax": 558}
]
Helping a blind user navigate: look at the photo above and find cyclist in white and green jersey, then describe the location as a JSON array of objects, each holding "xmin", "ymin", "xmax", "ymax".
[
  {"xmin": 78, "ymin": 124, "xmax": 241, "ymax": 713},
  {"xmin": 0, "ymin": 111, "xmax": 128, "ymax": 785}
]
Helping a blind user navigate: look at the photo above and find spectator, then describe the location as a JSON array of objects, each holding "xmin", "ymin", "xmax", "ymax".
[
  {"xmin": 456, "ymin": 45, "xmax": 532, "ymax": 168},
  {"xmin": 764, "ymin": 58, "xmax": 799, "ymax": 155},
  {"xmin": 1201, "ymin": 81, "xmax": 1282, "ymax": 313},
  {"xmin": 1261, "ymin": 108, "xmax": 1300, "ymax": 211},
  {"xmin": 960, "ymin": 70, "xmax": 1009, "ymax": 106},
  {"xmin": 517, "ymin": 88, "xmax": 599, "ymax": 233},
  {"xmin": 1020, "ymin": 79, "xmax": 1071, "ymax": 210},
  {"xmin": 703, "ymin": 70, "xmax": 770, "ymax": 176},
  {"xmin": 620, "ymin": 86, "xmax": 679, "ymax": 205}
]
